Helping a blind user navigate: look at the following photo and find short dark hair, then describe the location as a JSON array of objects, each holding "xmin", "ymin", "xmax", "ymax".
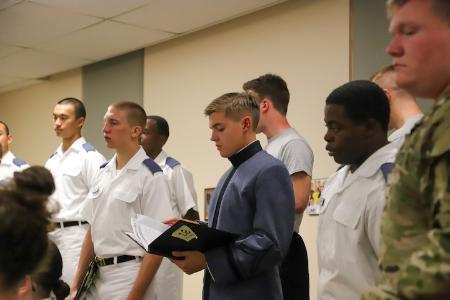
[
  {"xmin": 0, "ymin": 121, "xmax": 10, "ymax": 135},
  {"xmin": 57, "ymin": 98, "xmax": 86, "ymax": 119},
  {"xmin": 243, "ymin": 74, "xmax": 290, "ymax": 115},
  {"xmin": 147, "ymin": 115, "xmax": 170, "ymax": 138},
  {"xmin": 32, "ymin": 241, "xmax": 69, "ymax": 300},
  {"xmin": 111, "ymin": 102, "xmax": 146, "ymax": 129},
  {"xmin": 326, "ymin": 80, "xmax": 390, "ymax": 132}
]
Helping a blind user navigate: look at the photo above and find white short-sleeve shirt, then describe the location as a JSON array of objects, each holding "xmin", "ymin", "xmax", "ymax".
[
  {"xmin": 0, "ymin": 151, "xmax": 29, "ymax": 182},
  {"xmin": 317, "ymin": 142, "xmax": 398, "ymax": 300},
  {"xmin": 154, "ymin": 150, "xmax": 198, "ymax": 217},
  {"xmin": 80, "ymin": 147, "xmax": 174, "ymax": 258},
  {"xmin": 45, "ymin": 137, "xmax": 106, "ymax": 221}
]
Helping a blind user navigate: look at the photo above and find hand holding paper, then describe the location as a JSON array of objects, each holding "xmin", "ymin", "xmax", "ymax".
[{"xmin": 126, "ymin": 214, "xmax": 238, "ymax": 259}]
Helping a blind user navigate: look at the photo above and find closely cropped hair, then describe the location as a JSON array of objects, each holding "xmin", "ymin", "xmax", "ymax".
[
  {"xmin": 57, "ymin": 97, "xmax": 86, "ymax": 119},
  {"xmin": 387, "ymin": 0, "xmax": 450, "ymax": 23},
  {"xmin": 243, "ymin": 74, "xmax": 290, "ymax": 115},
  {"xmin": 370, "ymin": 65, "xmax": 395, "ymax": 82},
  {"xmin": 0, "ymin": 121, "xmax": 9, "ymax": 135},
  {"xmin": 112, "ymin": 101, "xmax": 146, "ymax": 129},
  {"xmin": 147, "ymin": 115, "xmax": 170, "ymax": 138},
  {"xmin": 0, "ymin": 167, "xmax": 53, "ymax": 291},
  {"xmin": 204, "ymin": 93, "xmax": 260, "ymax": 131},
  {"xmin": 326, "ymin": 80, "xmax": 390, "ymax": 132}
]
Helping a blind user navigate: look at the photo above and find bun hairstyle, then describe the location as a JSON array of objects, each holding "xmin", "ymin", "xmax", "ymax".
[
  {"xmin": 32, "ymin": 241, "xmax": 70, "ymax": 300},
  {"xmin": 13, "ymin": 166, "xmax": 55, "ymax": 197},
  {"xmin": 0, "ymin": 166, "xmax": 51, "ymax": 292}
]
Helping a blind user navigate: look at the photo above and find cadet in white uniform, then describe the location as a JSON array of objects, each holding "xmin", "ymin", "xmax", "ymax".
[
  {"xmin": 141, "ymin": 115, "xmax": 199, "ymax": 300},
  {"xmin": 45, "ymin": 98, "xmax": 105, "ymax": 285},
  {"xmin": 318, "ymin": 80, "xmax": 397, "ymax": 300},
  {"xmin": 0, "ymin": 121, "xmax": 29, "ymax": 183},
  {"xmin": 371, "ymin": 65, "xmax": 423, "ymax": 147},
  {"xmin": 72, "ymin": 102, "xmax": 173, "ymax": 300}
]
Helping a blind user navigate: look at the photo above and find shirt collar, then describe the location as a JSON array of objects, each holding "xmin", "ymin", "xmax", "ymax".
[
  {"xmin": 56, "ymin": 137, "xmax": 86, "ymax": 155},
  {"xmin": 154, "ymin": 150, "xmax": 167, "ymax": 167},
  {"xmin": 388, "ymin": 114, "xmax": 423, "ymax": 142},
  {"xmin": 268, "ymin": 127, "xmax": 296, "ymax": 144},
  {"xmin": 352, "ymin": 142, "xmax": 398, "ymax": 178},
  {"xmin": 107, "ymin": 147, "xmax": 148, "ymax": 171},
  {"xmin": 228, "ymin": 140, "xmax": 262, "ymax": 168},
  {"xmin": 0, "ymin": 151, "xmax": 14, "ymax": 165}
]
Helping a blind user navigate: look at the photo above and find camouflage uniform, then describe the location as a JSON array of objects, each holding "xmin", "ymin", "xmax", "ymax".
[{"xmin": 362, "ymin": 89, "xmax": 450, "ymax": 300}]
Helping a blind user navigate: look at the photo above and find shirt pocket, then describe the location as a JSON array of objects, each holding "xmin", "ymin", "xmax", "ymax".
[
  {"xmin": 115, "ymin": 189, "xmax": 139, "ymax": 204},
  {"xmin": 332, "ymin": 196, "xmax": 365, "ymax": 230},
  {"xmin": 63, "ymin": 167, "xmax": 81, "ymax": 177}
]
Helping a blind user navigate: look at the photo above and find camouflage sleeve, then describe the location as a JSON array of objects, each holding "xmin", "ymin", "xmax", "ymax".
[{"xmin": 362, "ymin": 149, "xmax": 450, "ymax": 300}]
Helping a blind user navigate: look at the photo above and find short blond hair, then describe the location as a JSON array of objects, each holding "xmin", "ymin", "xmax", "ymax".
[
  {"xmin": 204, "ymin": 93, "xmax": 260, "ymax": 131},
  {"xmin": 387, "ymin": 0, "xmax": 450, "ymax": 23}
]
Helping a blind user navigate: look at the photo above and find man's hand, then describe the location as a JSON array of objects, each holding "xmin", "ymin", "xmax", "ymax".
[
  {"xmin": 163, "ymin": 217, "xmax": 197, "ymax": 226},
  {"xmin": 171, "ymin": 251, "xmax": 206, "ymax": 274}
]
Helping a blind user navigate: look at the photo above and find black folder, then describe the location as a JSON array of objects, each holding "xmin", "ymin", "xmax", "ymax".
[{"xmin": 127, "ymin": 220, "xmax": 239, "ymax": 260}]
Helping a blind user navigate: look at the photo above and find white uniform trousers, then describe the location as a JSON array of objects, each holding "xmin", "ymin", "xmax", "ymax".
[
  {"xmin": 87, "ymin": 259, "xmax": 156, "ymax": 300},
  {"xmin": 154, "ymin": 258, "xmax": 183, "ymax": 300},
  {"xmin": 49, "ymin": 224, "xmax": 88, "ymax": 285}
]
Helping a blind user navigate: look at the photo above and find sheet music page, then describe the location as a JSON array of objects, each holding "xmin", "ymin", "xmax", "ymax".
[{"xmin": 130, "ymin": 214, "xmax": 170, "ymax": 246}]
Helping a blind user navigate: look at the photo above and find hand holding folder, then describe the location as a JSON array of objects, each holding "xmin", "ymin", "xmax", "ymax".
[{"xmin": 126, "ymin": 214, "xmax": 238, "ymax": 260}]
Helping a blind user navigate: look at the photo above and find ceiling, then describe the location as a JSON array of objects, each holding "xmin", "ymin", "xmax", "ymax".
[{"xmin": 0, "ymin": 0, "xmax": 286, "ymax": 94}]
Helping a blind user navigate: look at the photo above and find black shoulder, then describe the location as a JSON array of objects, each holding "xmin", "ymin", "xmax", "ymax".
[
  {"xmin": 166, "ymin": 156, "xmax": 180, "ymax": 168},
  {"xmin": 380, "ymin": 162, "xmax": 394, "ymax": 183},
  {"xmin": 82, "ymin": 143, "xmax": 96, "ymax": 152},
  {"xmin": 143, "ymin": 159, "xmax": 163, "ymax": 174},
  {"xmin": 99, "ymin": 161, "xmax": 109, "ymax": 169},
  {"xmin": 13, "ymin": 158, "xmax": 27, "ymax": 167}
]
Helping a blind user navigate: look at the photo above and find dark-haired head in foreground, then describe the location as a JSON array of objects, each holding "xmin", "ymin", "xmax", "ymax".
[
  {"xmin": 0, "ymin": 166, "xmax": 52, "ymax": 299},
  {"xmin": 324, "ymin": 80, "xmax": 390, "ymax": 171},
  {"xmin": 32, "ymin": 240, "xmax": 70, "ymax": 300}
]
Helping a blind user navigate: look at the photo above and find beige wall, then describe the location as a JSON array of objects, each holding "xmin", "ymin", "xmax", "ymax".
[
  {"xmin": 144, "ymin": 0, "xmax": 350, "ymax": 299},
  {"xmin": 0, "ymin": 69, "xmax": 82, "ymax": 165},
  {"xmin": 0, "ymin": 0, "xmax": 350, "ymax": 297}
]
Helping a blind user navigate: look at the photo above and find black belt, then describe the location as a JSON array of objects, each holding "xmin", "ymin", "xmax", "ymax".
[
  {"xmin": 95, "ymin": 255, "xmax": 141, "ymax": 267},
  {"xmin": 54, "ymin": 221, "xmax": 88, "ymax": 228}
]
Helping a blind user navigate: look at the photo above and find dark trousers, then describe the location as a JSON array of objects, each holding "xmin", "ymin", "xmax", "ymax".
[{"xmin": 280, "ymin": 232, "xmax": 309, "ymax": 300}]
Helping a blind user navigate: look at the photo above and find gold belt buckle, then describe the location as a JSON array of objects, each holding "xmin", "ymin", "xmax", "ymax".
[{"xmin": 95, "ymin": 257, "xmax": 106, "ymax": 267}]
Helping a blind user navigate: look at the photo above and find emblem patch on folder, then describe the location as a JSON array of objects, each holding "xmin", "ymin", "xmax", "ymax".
[{"xmin": 172, "ymin": 225, "xmax": 198, "ymax": 242}]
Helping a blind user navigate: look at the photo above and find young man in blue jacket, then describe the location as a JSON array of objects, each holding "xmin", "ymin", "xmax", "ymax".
[{"xmin": 171, "ymin": 92, "xmax": 295, "ymax": 300}]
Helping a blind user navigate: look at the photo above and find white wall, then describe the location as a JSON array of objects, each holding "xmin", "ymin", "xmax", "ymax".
[
  {"xmin": 144, "ymin": 0, "xmax": 350, "ymax": 299},
  {"xmin": 0, "ymin": 69, "xmax": 82, "ymax": 165}
]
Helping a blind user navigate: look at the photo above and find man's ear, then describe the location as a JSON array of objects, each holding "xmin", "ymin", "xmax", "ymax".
[
  {"xmin": 259, "ymin": 98, "xmax": 270, "ymax": 113},
  {"xmin": 159, "ymin": 135, "xmax": 168, "ymax": 148},
  {"xmin": 382, "ymin": 88, "xmax": 393, "ymax": 103},
  {"xmin": 17, "ymin": 275, "xmax": 33, "ymax": 298},
  {"xmin": 7, "ymin": 134, "xmax": 12, "ymax": 145},
  {"xmin": 364, "ymin": 118, "xmax": 380, "ymax": 137},
  {"xmin": 241, "ymin": 116, "xmax": 252, "ymax": 132},
  {"xmin": 132, "ymin": 125, "xmax": 142, "ymax": 138},
  {"xmin": 76, "ymin": 117, "xmax": 85, "ymax": 129}
]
